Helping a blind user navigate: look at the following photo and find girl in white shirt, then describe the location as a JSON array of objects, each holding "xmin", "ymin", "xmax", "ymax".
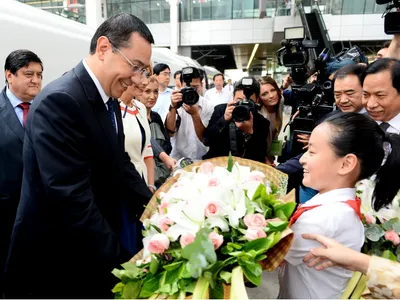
[{"xmin": 280, "ymin": 112, "xmax": 400, "ymax": 299}]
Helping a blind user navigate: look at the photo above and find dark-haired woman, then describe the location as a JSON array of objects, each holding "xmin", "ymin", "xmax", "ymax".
[
  {"xmin": 280, "ymin": 112, "xmax": 400, "ymax": 299},
  {"xmin": 258, "ymin": 77, "xmax": 284, "ymax": 164}
]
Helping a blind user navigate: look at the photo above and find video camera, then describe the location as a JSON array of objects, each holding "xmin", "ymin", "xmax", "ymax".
[
  {"xmin": 232, "ymin": 77, "xmax": 260, "ymax": 122},
  {"xmin": 178, "ymin": 67, "xmax": 200, "ymax": 108},
  {"xmin": 376, "ymin": 0, "xmax": 400, "ymax": 34},
  {"xmin": 276, "ymin": 27, "xmax": 367, "ymax": 157}
]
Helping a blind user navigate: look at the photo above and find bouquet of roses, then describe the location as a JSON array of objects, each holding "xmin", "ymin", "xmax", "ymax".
[
  {"xmin": 112, "ymin": 156, "xmax": 295, "ymax": 299},
  {"xmin": 342, "ymin": 179, "xmax": 400, "ymax": 299}
]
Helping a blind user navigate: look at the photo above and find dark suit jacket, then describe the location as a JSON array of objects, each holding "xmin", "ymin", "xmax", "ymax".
[
  {"xmin": 203, "ymin": 103, "xmax": 270, "ymax": 163},
  {"xmin": 0, "ymin": 88, "xmax": 25, "ymax": 293},
  {"xmin": 4, "ymin": 62, "xmax": 152, "ymax": 298}
]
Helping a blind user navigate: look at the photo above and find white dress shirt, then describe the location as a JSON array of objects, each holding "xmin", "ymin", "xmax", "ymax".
[
  {"xmin": 280, "ymin": 188, "xmax": 364, "ymax": 299},
  {"xmin": 152, "ymin": 87, "xmax": 173, "ymax": 122},
  {"xmin": 170, "ymin": 96, "xmax": 213, "ymax": 161},
  {"xmin": 204, "ymin": 87, "xmax": 233, "ymax": 107},
  {"xmin": 6, "ymin": 88, "xmax": 25, "ymax": 126},
  {"xmin": 377, "ymin": 113, "xmax": 400, "ymax": 135}
]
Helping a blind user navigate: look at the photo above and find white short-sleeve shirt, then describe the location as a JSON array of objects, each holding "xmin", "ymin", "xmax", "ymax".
[
  {"xmin": 204, "ymin": 87, "xmax": 233, "ymax": 107},
  {"xmin": 280, "ymin": 188, "xmax": 364, "ymax": 299},
  {"xmin": 170, "ymin": 96, "xmax": 214, "ymax": 161}
]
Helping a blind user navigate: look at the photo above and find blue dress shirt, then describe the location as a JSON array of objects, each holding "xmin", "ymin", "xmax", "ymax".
[{"xmin": 6, "ymin": 88, "xmax": 24, "ymax": 126}]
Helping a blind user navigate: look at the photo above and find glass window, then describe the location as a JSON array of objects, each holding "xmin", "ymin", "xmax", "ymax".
[
  {"xmin": 211, "ymin": 0, "xmax": 233, "ymax": 20},
  {"xmin": 131, "ymin": 1, "xmax": 150, "ymax": 23},
  {"xmin": 150, "ymin": 0, "xmax": 170, "ymax": 23},
  {"xmin": 191, "ymin": 0, "xmax": 212, "ymax": 21},
  {"xmin": 179, "ymin": 1, "xmax": 191, "ymax": 21},
  {"xmin": 341, "ymin": 0, "xmax": 366, "ymax": 14}
]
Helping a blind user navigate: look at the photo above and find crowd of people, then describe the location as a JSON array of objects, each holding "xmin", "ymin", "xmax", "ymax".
[{"xmin": 1, "ymin": 11, "xmax": 400, "ymax": 299}]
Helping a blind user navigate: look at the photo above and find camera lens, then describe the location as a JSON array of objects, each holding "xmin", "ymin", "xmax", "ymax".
[{"xmin": 232, "ymin": 105, "xmax": 250, "ymax": 122}]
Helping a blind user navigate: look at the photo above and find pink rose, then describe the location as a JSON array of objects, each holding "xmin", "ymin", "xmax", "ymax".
[
  {"xmin": 208, "ymin": 177, "xmax": 220, "ymax": 187},
  {"xmin": 159, "ymin": 217, "xmax": 174, "ymax": 232},
  {"xmin": 245, "ymin": 227, "xmax": 267, "ymax": 241},
  {"xmin": 364, "ymin": 214, "xmax": 376, "ymax": 225},
  {"xmin": 199, "ymin": 162, "xmax": 215, "ymax": 174},
  {"xmin": 209, "ymin": 231, "xmax": 224, "ymax": 250},
  {"xmin": 244, "ymin": 213, "xmax": 267, "ymax": 228},
  {"xmin": 248, "ymin": 171, "xmax": 265, "ymax": 183},
  {"xmin": 205, "ymin": 201, "xmax": 221, "ymax": 217},
  {"xmin": 148, "ymin": 234, "xmax": 170, "ymax": 254},
  {"xmin": 385, "ymin": 230, "xmax": 400, "ymax": 246},
  {"xmin": 180, "ymin": 232, "xmax": 195, "ymax": 248},
  {"xmin": 159, "ymin": 202, "xmax": 169, "ymax": 215}
]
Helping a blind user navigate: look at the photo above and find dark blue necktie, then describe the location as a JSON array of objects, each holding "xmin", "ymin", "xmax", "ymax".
[{"xmin": 106, "ymin": 98, "xmax": 117, "ymax": 134}]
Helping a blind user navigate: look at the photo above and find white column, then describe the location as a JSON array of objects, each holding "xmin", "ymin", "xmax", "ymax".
[
  {"xmin": 85, "ymin": 0, "xmax": 106, "ymax": 29},
  {"xmin": 169, "ymin": 0, "xmax": 180, "ymax": 53}
]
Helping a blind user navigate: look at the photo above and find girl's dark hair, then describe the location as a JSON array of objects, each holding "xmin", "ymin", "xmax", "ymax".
[{"xmin": 324, "ymin": 112, "xmax": 400, "ymax": 211}]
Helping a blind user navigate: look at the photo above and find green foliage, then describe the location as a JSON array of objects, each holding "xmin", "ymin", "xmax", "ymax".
[{"xmin": 227, "ymin": 152, "xmax": 234, "ymax": 172}]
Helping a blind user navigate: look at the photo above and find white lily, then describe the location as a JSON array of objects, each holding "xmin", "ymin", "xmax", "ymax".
[{"xmin": 205, "ymin": 216, "xmax": 230, "ymax": 232}]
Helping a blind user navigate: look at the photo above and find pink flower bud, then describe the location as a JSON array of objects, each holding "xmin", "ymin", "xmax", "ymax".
[
  {"xmin": 199, "ymin": 162, "xmax": 215, "ymax": 174},
  {"xmin": 385, "ymin": 230, "xmax": 400, "ymax": 246},
  {"xmin": 159, "ymin": 217, "xmax": 174, "ymax": 232},
  {"xmin": 209, "ymin": 231, "xmax": 224, "ymax": 250},
  {"xmin": 245, "ymin": 227, "xmax": 267, "ymax": 241},
  {"xmin": 205, "ymin": 201, "xmax": 221, "ymax": 217},
  {"xmin": 364, "ymin": 214, "xmax": 376, "ymax": 225},
  {"xmin": 148, "ymin": 234, "xmax": 170, "ymax": 254},
  {"xmin": 180, "ymin": 233, "xmax": 195, "ymax": 248},
  {"xmin": 244, "ymin": 213, "xmax": 267, "ymax": 228}
]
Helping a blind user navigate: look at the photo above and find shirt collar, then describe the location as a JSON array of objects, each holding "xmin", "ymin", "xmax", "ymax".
[
  {"xmin": 82, "ymin": 59, "xmax": 109, "ymax": 105},
  {"xmin": 377, "ymin": 113, "xmax": 400, "ymax": 133},
  {"xmin": 304, "ymin": 188, "xmax": 356, "ymax": 207},
  {"xmin": 160, "ymin": 87, "xmax": 172, "ymax": 95},
  {"xmin": 214, "ymin": 88, "xmax": 223, "ymax": 94},
  {"xmin": 358, "ymin": 108, "xmax": 367, "ymax": 114},
  {"xmin": 6, "ymin": 87, "xmax": 23, "ymax": 108}
]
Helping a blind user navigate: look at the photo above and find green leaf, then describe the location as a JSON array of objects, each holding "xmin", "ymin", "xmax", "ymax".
[
  {"xmin": 251, "ymin": 185, "xmax": 264, "ymax": 201},
  {"xmin": 245, "ymin": 196, "xmax": 255, "ymax": 215},
  {"xmin": 227, "ymin": 242, "xmax": 243, "ymax": 250},
  {"xmin": 275, "ymin": 210, "xmax": 287, "ymax": 221},
  {"xmin": 265, "ymin": 232, "xmax": 281, "ymax": 251},
  {"xmin": 150, "ymin": 256, "xmax": 159, "ymax": 275},
  {"xmin": 182, "ymin": 228, "xmax": 216, "ymax": 278},
  {"xmin": 204, "ymin": 271, "xmax": 215, "ymax": 289},
  {"xmin": 121, "ymin": 261, "xmax": 139, "ymax": 271},
  {"xmin": 163, "ymin": 261, "xmax": 183, "ymax": 272},
  {"xmin": 255, "ymin": 254, "xmax": 267, "ymax": 262},
  {"xmin": 365, "ymin": 224, "xmax": 385, "ymax": 242},
  {"xmin": 181, "ymin": 264, "xmax": 192, "ymax": 279},
  {"xmin": 184, "ymin": 280, "xmax": 197, "ymax": 293},
  {"xmin": 382, "ymin": 250, "xmax": 397, "ymax": 262},
  {"xmin": 274, "ymin": 202, "xmax": 296, "ymax": 220},
  {"xmin": 112, "ymin": 282, "xmax": 125, "ymax": 294},
  {"xmin": 261, "ymin": 187, "xmax": 277, "ymax": 206},
  {"xmin": 209, "ymin": 281, "xmax": 224, "ymax": 299},
  {"xmin": 238, "ymin": 259, "xmax": 262, "ymax": 286},
  {"xmin": 140, "ymin": 272, "xmax": 163, "ymax": 298},
  {"xmin": 267, "ymin": 220, "xmax": 289, "ymax": 232},
  {"xmin": 122, "ymin": 281, "xmax": 141, "ymax": 300},
  {"xmin": 111, "ymin": 268, "xmax": 140, "ymax": 282},
  {"xmin": 243, "ymin": 237, "xmax": 270, "ymax": 253},
  {"xmin": 220, "ymin": 271, "xmax": 232, "ymax": 284},
  {"xmin": 227, "ymin": 152, "xmax": 234, "ymax": 172},
  {"xmin": 165, "ymin": 265, "xmax": 183, "ymax": 285}
]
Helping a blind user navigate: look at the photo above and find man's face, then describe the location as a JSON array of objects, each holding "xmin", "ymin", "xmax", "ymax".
[
  {"xmin": 99, "ymin": 32, "xmax": 151, "ymax": 99},
  {"xmin": 363, "ymin": 70, "xmax": 400, "ymax": 122},
  {"xmin": 6, "ymin": 62, "xmax": 43, "ymax": 101},
  {"xmin": 233, "ymin": 90, "xmax": 257, "ymax": 103},
  {"xmin": 214, "ymin": 75, "xmax": 224, "ymax": 90},
  {"xmin": 156, "ymin": 68, "xmax": 171, "ymax": 87},
  {"xmin": 376, "ymin": 48, "xmax": 388, "ymax": 60},
  {"xmin": 334, "ymin": 75, "xmax": 363, "ymax": 113},
  {"xmin": 175, "ymin": 73, "xmax": 182, "ymax": 88}
]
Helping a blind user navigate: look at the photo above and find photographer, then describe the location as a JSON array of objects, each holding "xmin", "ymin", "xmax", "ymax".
[
  {"xmin": 203, "ymin": 78, "xmax": 270, "ymax": 163},
  {"xmin": 165, "ymin": 67, "xmax": 214, "ymax": 161}
]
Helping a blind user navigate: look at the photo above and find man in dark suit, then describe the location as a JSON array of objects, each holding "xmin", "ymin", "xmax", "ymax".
[
  {"xmin": 0, "ymin": 50, "xmax": 43, "ymax": 296},
  {"xmin": 4, "ymin": 13, "xmax": 154, "ymax": 298}
]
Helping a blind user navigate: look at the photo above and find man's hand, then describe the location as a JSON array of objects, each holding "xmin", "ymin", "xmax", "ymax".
[
  {"xmin": 235, "ymin": 112, "xmax": 254, "ymax": 134},
  {"xmin": 302, "ymin": 233, "xmax": 371, "ymax": 274},
  {"xmin": 282, "ymin": 75, "xmax": 293, "ymax": 90},
  {"xmin": 170, "ymin": 90, "xmax": 182, "ymax": 108},
  {"xmin": 164, "ymin": 157, "xmax": 176, "ymax": 171},
  {"xmin": 224, "ymin": 100, "xmax": 236, "ymax": 121},
  {"xmin": 183, "ymin": 103, "xmax": 200, "ymax": 117}
]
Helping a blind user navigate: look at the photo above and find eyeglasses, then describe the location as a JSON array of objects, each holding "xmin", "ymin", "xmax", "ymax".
[{"xmin": 113, "ymin": 46, "xmax": 148, "ymax": 78}]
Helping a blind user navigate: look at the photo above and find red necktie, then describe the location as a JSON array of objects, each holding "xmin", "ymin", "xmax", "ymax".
[
  {"xmin": 289, "ymin": 198, "xmax": 362, "ymax": 227},
  {"xmin": 18, "ymin": 102, "xmax": 30, "ymax": 127}
]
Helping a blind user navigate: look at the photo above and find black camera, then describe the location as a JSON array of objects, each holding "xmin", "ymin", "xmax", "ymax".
[
  {"xmin": 178, "ymin": 67, "xmax": 200, "ymax": 107},
  {"xmin": 232, "ymin": 77, "xmax": 260, "ymax": 122},
  {"xmin": 376, "ymin": 0, "xmax": 400, "ymax": 34}
]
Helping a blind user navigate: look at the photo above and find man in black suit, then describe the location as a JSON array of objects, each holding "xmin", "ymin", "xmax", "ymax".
[
  {"xmin": 0, "ymin": 50, "xmax": 43, "ymax": 296},
  {"xmin": 5, "ymin": 13, "xmax": 154, "ymax": 298}
]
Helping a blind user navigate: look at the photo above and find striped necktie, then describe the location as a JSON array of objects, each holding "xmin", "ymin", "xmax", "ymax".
[{"xmin": 106, "ymin": 98, "xmax": 117, "ymax": 134}]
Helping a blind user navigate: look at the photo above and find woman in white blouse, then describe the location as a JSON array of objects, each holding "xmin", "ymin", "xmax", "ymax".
[{"xmin": 119, "ymin": 74, "xmax": 156, "ymax": 193}]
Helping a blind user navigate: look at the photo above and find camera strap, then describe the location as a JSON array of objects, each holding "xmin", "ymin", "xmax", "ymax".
[{"xmin": 229, "ymin": 122, "xmax": 239, "ymax": 156}]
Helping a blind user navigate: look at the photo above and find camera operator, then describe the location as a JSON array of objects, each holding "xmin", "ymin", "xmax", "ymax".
[
  {"xmin": 203, "ymin": 77, "xmax": 270, "ymax": 163},
  {"xmin": 278, "ymin": 63, "xmax": 367, "ymax": 203},
  {"xmin": 165, "ymin": 67, "xmax": 214, "ymax": 161}
]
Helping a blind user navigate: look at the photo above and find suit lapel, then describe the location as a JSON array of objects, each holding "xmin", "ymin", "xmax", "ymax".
[
  {"xmin": 0, "ymin": 88, "xmax": 24, "ymax": 142},
  {"xmin": 73, "ymin": 62, "xmax": 120, "ymax": 153}
]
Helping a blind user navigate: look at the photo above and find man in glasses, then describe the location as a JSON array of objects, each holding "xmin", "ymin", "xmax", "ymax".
[
  {"xmin": 152, "ymin": 63, "xmax": 173, "ymax": 121},
  {"xmin": 5, "ymin": 13, "xmax": 154, "ymax": 298}
]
